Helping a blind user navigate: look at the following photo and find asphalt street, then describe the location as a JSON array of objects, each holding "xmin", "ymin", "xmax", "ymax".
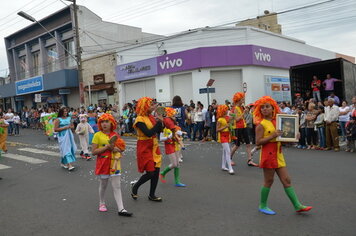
[{"xmin": 0, "ymin": 128, "xmax": 355, "ymax": 236}]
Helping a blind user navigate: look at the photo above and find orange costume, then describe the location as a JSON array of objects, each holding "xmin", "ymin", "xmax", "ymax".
[
  {"xmin": 131, "ymin": 97, "xmax": 163, "ymax": 201},
  {"xmin": 134, "ymin": 114, "xmax": 162, "ymax": 173},
  {"xmin": 254, "ymin": 96, "xmax": 312, "ymax": 215}
]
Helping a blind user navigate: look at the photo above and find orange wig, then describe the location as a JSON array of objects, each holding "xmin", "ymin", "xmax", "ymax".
[
  {"xmin": 253, "ymin": 96, "xmax": 280, "ymax": 125},
  {"xmin": 165, "ymin": 107, "xmax": 177, "ymax": 118},
  {"xmin": 97, "ymin": 113, "xmax": 117, "ymax": 131},
  {"xmin": 115, "ymin": 138, "xmax": 126, "ymax": 151},
  {"xmin": 136, "ymin": 97, "xmax": 153, "ymax": 116},
  {"xmin": 216, "ymin": 105, "xmax": 229, "ymax": 118},
  {"xmin": 232, "ymin": 92, "xmax": 245, "ymax": 104}
]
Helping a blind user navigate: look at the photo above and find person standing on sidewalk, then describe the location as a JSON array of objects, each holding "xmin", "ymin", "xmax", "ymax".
[
  {"xmin": 324, "ymin": 98, "xmax": 340, "ymax": 151},
  {"xmin": 5, "ymin": 108, "xmax": 14, "ymax": 136},
  {"xmin": 338, "ymin": 101, "xmax": 350, "ymax": 142},
  {"xmin": 254, "ymin": 96, "xmax": 312, "ymax": 215},
  {"xmin": 13, "ymin": 112, "xmax": 21, "ymax": 136}
]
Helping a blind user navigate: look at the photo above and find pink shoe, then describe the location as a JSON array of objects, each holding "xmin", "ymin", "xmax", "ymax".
[{"xmin": 99, "ymin": 204, "xmax": 107, "ymax": 212}]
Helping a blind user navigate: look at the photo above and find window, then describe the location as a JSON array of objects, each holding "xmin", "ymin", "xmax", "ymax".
[
  {"xmin": 47, "ymin": 46, "xmax": 58, "ymax": 72},
  {"xmin": 64, "ymin": 40, "xmax": 76, "ymax": 68},
  {"xmin": 33, "ymin": 52, "xmax": 40, "ymax": 76},
  {"xmin": 19, "ymin": 56, "xmax": 27, "ymax": 80}
]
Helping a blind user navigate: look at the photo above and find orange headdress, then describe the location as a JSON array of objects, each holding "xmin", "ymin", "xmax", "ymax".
[
  {"xmin": 165, "ymin": 107, "xmax": 176, "ymax": 118},
  {"xmin": 216, "ymin": 105, "xmax": 229, "ymax": 118},
  {"xmin": 97, "ymin": 113, "xmax": 117, "ymax": 131},
  {"xmin": 253, "ymin": 96, "xmax": 280, "ymax": 125},
  {"xmin": 232, "ymin": 92, "xmax": 245, "ymax": 104},
  {"xmin": 136, "ymin": 97, "xmax": 153, "ymax": 116}
]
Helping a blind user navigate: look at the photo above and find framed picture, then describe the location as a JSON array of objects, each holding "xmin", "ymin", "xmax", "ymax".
[{"xmin": 276, "ymin": 114, "xmax": 299, "ymax": 142}]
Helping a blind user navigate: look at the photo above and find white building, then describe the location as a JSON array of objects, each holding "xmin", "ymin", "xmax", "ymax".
[{"xmin": 115, "ymin": 27, "xmax": 344, "ymax": 108}]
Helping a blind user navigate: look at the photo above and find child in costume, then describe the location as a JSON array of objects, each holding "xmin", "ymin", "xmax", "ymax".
[
  {"xmin": 91, "ymin": 113, "xmax": 132, "ymax": 217},
  {"xmin": 216, "ymin": 105, "xmax": 234, "ymax": 175},
  {"xmin": 131, "ymin": 97, "xmax": 164, "ymax": 202},
  {"xmin": 254, "ymin": 96, "xmax": 312, "ymax": 215},
  {"xmin": 75, "ymin": 114, "xmax": 94, "ymax": 160},
  {"xmin": 160, "ymin": 107, "xmax": 186, "ymax": 187},
  {"xmin": 230, "ymin": 92, "xmax": 258, "ymax": 167}
]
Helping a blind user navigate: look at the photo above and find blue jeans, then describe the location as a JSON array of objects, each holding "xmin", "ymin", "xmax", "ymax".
[
  {"xmin": 317, "ymin": 127, "xmax": 326, "ymax": 148},
  {"xmin": 7, "ymin": 121, "xmax": 13, "ymax": 135},
  {"xmin": 186, "ymin": 123, "xmax": 194, "ymax": 139},
  {"xmin": 313, "ymin": 91, "xmax": 321, "ymax": 102},
  {"xmin": 339, "ymin": 121, "xmax": 347, "ymax": 141},
  {"xmin": 14, "ymin": 124, "xmax": 20, "ymax": 135},
  {"xmin": 193, "ymin": 122, "xmax": 204, "ymax": 141}
]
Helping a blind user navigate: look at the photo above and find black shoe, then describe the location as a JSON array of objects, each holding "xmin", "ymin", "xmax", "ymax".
[
  {"xmin": 148, "ymin": 196, "xmax": 162, "ymax": 202},
  {"xmin": 118, "ymin": 209, "xmax": 133, "ymax": 217},
  {"xmin": 131, "ymin": 183, "xmax": 138, "ymax": 200}
]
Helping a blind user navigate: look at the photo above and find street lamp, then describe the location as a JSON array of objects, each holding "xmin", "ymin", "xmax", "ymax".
[{"xmin": 18, "ymin": 7, "xmax": 85, "ymax": 106}]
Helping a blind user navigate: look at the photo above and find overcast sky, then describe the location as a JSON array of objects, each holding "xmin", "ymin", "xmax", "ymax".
[{"xmin": 0, "ymin": 0, "xmax": 355, "ymax": 77}]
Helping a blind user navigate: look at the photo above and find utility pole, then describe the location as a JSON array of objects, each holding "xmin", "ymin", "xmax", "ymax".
[{"xmin": 72, "ymin": 0, "xmax": 84, "ymax": 105}]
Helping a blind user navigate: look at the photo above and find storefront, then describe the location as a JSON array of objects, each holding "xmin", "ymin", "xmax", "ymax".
[
  {"xmin": 0, "ymin": 69, "xmax": 79, "ymax": 111},
  {"xmin": 116, "ymin": 44, "xmax": 322, "ymax": 107}
]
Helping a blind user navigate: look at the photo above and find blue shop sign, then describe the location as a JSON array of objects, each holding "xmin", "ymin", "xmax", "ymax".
[{"xmin": 16, "ymin": 76, "xmax": 44, "ymax": 95}]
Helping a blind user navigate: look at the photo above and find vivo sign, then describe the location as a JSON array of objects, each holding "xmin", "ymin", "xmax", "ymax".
[
  {"xmin": 116, "ymin": 45, "xmax": 320, "ymax": 82},
  {"xmin": 159, "ymin": 57, "xmax": 183, "ymax": 70},
  {"xmin": 254, "ymin": 48, "xmax": 272, "ymax": 62}
]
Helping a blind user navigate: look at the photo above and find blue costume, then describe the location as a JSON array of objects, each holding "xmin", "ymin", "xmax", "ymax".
[{"xmin": 58, "ymin": 117, "xmax": 77, "ymax": 165}]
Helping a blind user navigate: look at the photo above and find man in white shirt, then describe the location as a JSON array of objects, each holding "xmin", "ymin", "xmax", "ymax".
[
  {"xmin": 280, "ymin": 102, "xmax": 292, "ymax": 114},
  {"xmin": 324, "ymin": 98, "xmax": 340, "ymax": 151}
]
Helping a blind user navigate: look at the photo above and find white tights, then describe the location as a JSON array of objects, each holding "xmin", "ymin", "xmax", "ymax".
[
  {"xmin": 99, "ymin": 176, "xmax": 124, "ymax": 211},
  {"xmin": 221, "ymin": 143, "xmax": 233, "ymax": 171}
]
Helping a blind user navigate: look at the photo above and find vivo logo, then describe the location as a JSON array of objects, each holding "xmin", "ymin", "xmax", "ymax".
[
  {"xmin": 254, "ymin": 49, "xmax": 272, "ymax": 62},
  {"xmin": 159, "ymin": 57, "xmax": 183, "ymax": 69}
]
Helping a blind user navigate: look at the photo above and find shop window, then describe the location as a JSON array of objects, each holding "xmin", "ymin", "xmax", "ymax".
[
  {"xmin": 19, "ymin": 56, "xmax": 27, "ymax": 80},
  {"xmin": 64, "ymin": 40, "xmax": 76, "ymax": 68},
  {"xmin": 33, "ymin": 52, "xmax": 40, "ymax": 76},
  {"xmin": 47, "ymin": 46, "xmax": 58, "ymax": 72}
]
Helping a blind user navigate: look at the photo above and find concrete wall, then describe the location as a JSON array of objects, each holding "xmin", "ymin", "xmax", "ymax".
[
  {"xmin": 78, "ymin": 6, "xmax": 161, "ymax": 61},
  {"xmin": 117, "ymin": 27, "xmax": 336, "ymax": 65}
]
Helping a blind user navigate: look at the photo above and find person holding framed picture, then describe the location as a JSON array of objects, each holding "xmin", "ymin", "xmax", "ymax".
[{"xmin": 254, "ymin": 96, "xmax": 312, "ymax": 215}]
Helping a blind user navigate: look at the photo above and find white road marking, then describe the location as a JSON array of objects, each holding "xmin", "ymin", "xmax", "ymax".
[
  {"xmin": 2, "ymin": 153, "xmax": 48, "ymax": 164},
  {"xmin": 18, "ymin": 148, "xmax": 59, "ymax": 157},
  {"xmin": 0, "ymin": 164, "xmax": 11, "ymax": 170}
]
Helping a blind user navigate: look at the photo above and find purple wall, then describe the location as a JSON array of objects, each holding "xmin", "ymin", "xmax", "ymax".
[{"xmin": 116, "ymin": 45, "xmax": 321, "ymax": 81}]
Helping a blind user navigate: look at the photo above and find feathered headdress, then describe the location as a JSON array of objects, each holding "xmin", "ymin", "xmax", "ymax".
[
  {"xmin": 165, "ymin": 107, "xmax": 176, "ymax": 118},
  {"xmin": 232, "ymin": 92, "xmax": 245, "ymax": 104},
  {"xmin": 97, "ymin": 113, "xmax": 117, "ymax": 131},
  {"xmin": 216, "ymin": 105, "xmax": 229, "ymax": 118},
  {"xmin": 253, "ymin": 96, "xmax": 280, "ymax": 125},
  {"xmin": 136, "ymin": 97, "xmax": 153, "ymax": 116}
]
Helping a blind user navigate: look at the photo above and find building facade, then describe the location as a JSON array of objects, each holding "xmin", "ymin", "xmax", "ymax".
[
  {"xmin": 2, "ymin": 5, "xmax": 160, "ymax": 111},
  {"xmin": 82, "ymin": 51, "xmax": 117, "ymax": 107},
  {"xmin": 115, "ymin": 27, "xmax": 345, "ymax": 109}
]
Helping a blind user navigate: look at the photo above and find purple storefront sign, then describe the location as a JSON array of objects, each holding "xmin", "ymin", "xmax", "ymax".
[
  {"xmin": 116, "ymin": 45, "xmax": 321, "ymax": 81},
  {"xmin": 116, "ymin": 58, "xmax": 157, "ymax": 81}
]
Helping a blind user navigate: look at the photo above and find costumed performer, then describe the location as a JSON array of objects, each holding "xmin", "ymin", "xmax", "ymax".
[
  {"xmin": 54, "ymin": 107, "xmax": 77, "ymax": 171},
  {"xmin": 131, "ymin": 97, "xmax": 164, "ymax": 202},
  {"xmin": 92, "ymin": 113, "xmax": 132, "ymax": 217},
  {"xmin": 254, "ymin": 96, "xmax": 312, "ymax": 215},
  {"xmin": 230, "ymin": 92, "xmax": 258, "ymax": 167},
  {"xmin": 216, "ymin": 105, "xmax": 234, "ymax": 175},
  {"xmin": 159, "ymin": 107, "xmax": 186, "ymax": 187},
  {"xmin": 87, "ymin": 106, "xmax": 98, "ymax": 145},
  {"xmin": 0, "ymin": 115, "xmax": 9, "ymax": 155},
  {"xmin": 75, "ymin": 114, "xmax": 94, "ymax": 160}
]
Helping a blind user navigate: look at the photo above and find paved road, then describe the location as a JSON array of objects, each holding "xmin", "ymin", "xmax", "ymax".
[{"xmin": 0, "ymin": 128, "xmax": 355, "ymax": 236}]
